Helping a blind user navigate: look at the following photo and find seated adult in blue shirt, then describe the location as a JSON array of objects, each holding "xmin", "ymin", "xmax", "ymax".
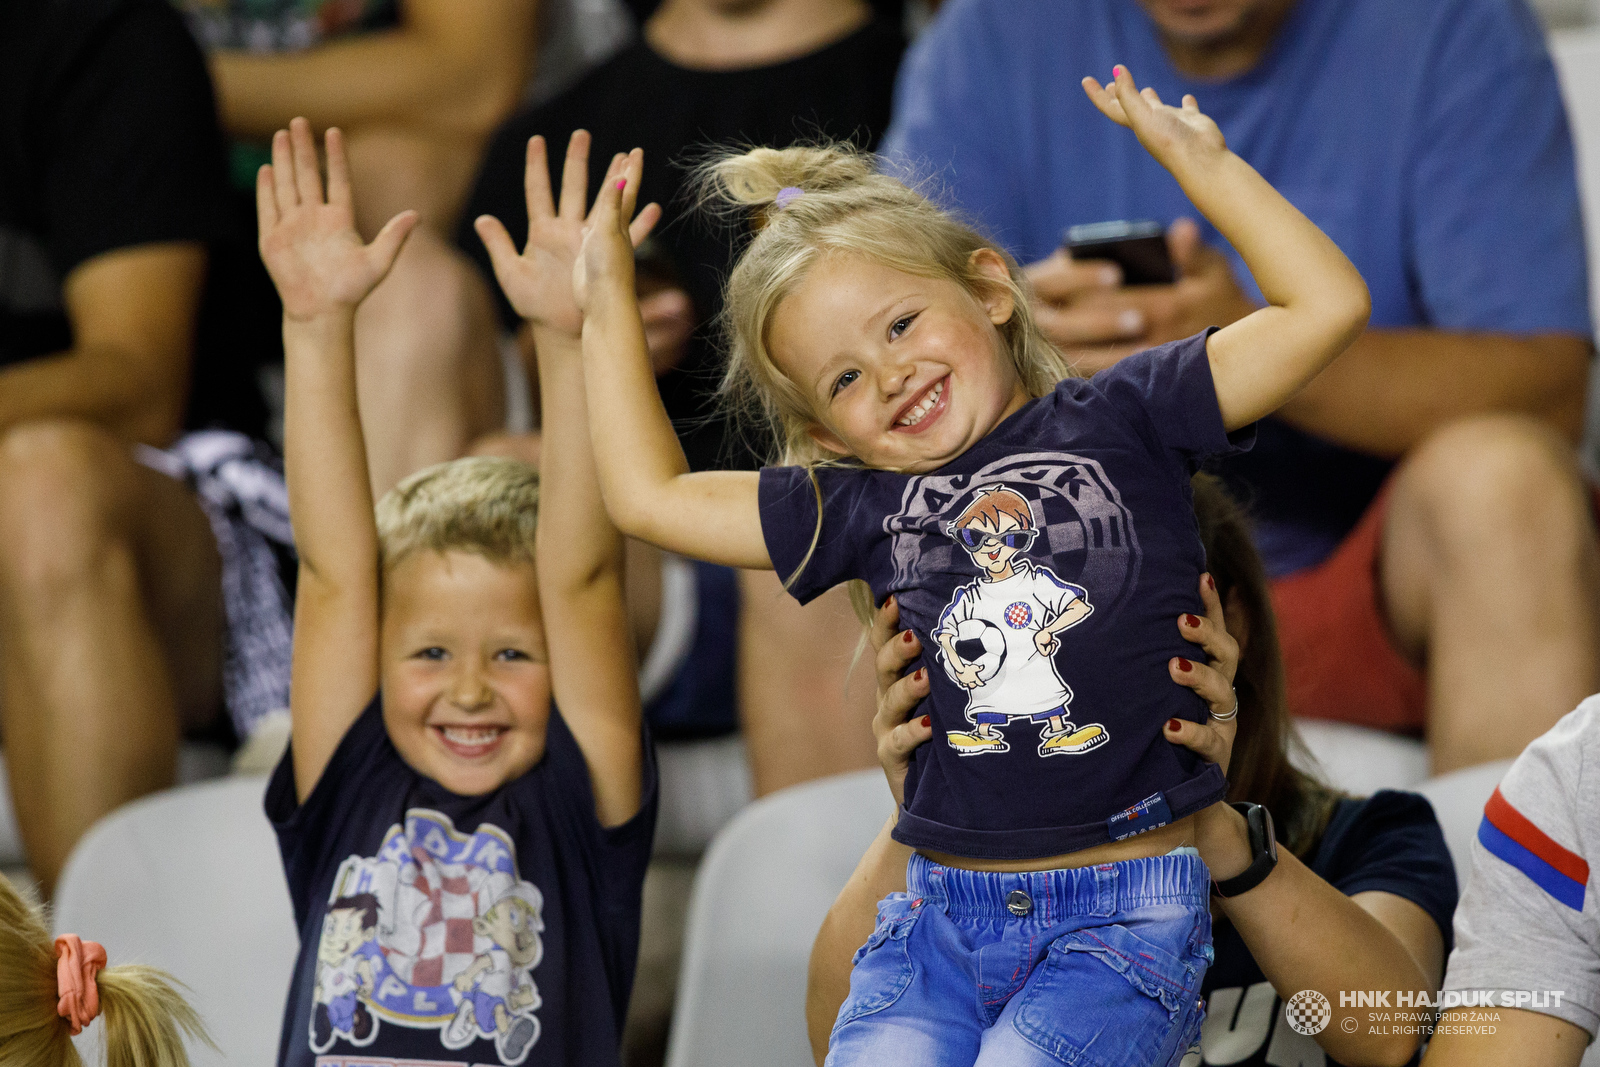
[{"xmin": 882, "ymin": 0, "xmax": 1598, "ymax": 772}]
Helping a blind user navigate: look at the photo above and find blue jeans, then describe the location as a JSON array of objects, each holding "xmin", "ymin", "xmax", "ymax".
[{"xmin": 827, "ymin": 851, "xmax": 1211, "ymax": 1067}]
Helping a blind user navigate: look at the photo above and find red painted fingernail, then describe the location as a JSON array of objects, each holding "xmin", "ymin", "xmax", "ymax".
[
  {"xmin": 1113, "ymin": 65, "xmax": 1126, "ymax": 77},
  {"xmin": 1176, "ymin": 657, "xmax": 1193, "ymax": 672},
  {"xmin": 915, "ymin": 668, "xmax": 927, "ymax": 682},
  {"xmin": 1184, "ymin": 613, "xmax": 1201, "ymax": 628},
  {"xmin": 1167, "ymin": 719, "xmax": 1181, "ymax": 731},
  {"xmin": 616, "ymin": 179, "xmax": 626, "ymax": 190},
  {"xmin": 903, "ymin": 630, "xmax": 915, "ymax": 644},
  {"xmin": 1205, "ymin": 574, "xmax": 1215, "ymax": 590},
  {"xmin": 921, "ymin": 715, "xmax": 931, "ymax": 728}
]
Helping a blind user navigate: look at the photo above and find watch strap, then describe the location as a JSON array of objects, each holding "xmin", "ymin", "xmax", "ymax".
[{"xmin": 1213, "ymin": 802, "xmax": 1278, "ymax": 898}]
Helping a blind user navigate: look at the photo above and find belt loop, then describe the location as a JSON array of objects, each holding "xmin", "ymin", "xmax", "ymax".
[{"xmin": 1093, "ymin": 864, "xmax": 1117, "ymax": 917}]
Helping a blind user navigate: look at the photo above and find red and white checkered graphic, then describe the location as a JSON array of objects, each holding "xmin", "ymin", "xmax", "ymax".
[
  {"xmin": 1004, "ymin": 601, "xmax": 1033, "ymax": 628},
  {"xmin": 383, "ymin": 846, "xmax": 502, "ymax": 988}
]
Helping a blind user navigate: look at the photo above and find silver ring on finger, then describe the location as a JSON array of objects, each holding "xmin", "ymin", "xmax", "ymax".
[{"xmin": 1209, "ymin": 694, "xmax": 1239, "ymax": 722}]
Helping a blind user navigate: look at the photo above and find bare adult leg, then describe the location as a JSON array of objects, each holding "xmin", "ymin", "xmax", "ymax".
[
  {"xmin": 737, "ymin": 570, "xmax": 878, "ymax": 796},
  {"xmin": 1381, "ymin": 413, "xmax": 1600, "ymax": 773},
  {"xmin": 353, "ymin": 227, "xmax": 506, "ymax": 496},
  {"xmin": 0, "ymin": 420, "xmax": 223, "ymax": 894}
]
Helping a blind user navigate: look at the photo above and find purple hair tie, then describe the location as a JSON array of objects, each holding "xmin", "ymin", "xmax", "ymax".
[{"xmin": 774, "ymin": 186, "xmax": 804, "ymax": 209}]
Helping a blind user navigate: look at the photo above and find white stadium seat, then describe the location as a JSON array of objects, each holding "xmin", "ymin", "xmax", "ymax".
[{"xmin": 52, "ymin": 777, "xmax": 297, "ymax": 1067}]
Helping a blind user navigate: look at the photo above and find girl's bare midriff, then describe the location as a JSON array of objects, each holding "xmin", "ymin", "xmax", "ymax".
[{"xmin": 919, "ymin": 813, "xmax": 1198, "ymax": 873}]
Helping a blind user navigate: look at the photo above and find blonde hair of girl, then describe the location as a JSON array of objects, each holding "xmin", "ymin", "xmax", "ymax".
[
  {"xmin": 698, "ymin": 142, "xmax": 1077, "ymax": 469},
  {"xmin": 0, "ymin": 873, "xmax": 213, "ymax": 1067}
]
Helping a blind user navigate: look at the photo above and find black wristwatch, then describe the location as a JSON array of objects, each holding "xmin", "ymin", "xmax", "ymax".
[{"xmin": 1212, "ymin": 802, "xmax": 1278, "ymax": 898}]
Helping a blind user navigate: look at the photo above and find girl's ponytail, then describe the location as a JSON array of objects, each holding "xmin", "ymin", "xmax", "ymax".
[
  {"xmin": 698, "ymin": 143, "xmax": 878, "ymax": 231},
  {"xmin": 0, "ymin": 874, "xmax": 212, "ymax": 1067}
]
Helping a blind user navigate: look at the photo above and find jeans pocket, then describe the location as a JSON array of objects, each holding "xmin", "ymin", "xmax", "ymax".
[
  {"xmin": 836, "ymin": 893, "xmax": 924, "ymax": 1029},
  {"xmin": 1013, "ymin": 920, "xmax": 1207, "ymax": 1067}
]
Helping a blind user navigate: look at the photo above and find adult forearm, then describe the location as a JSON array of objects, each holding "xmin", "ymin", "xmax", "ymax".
[
  {"xmin": 807, "ymin": 818, "xmax": 910, "ymax": 1064},
  {"xmin": 1219, "ymin": 853, "xmax": 1434, "ymax": 1066},
  {"xmin": 1275, "ymin": 329, "xmax": 1592, "ymax": 457},
  {"xmin": 283, "ymin": 312, "xmax": 380, "ymax": 587},
  {"xmin": 0, "ymin": 345, "xmax": 187, "ymax": 446},
  {"xmin": 210, "ymin": 12, "xmax": 531, "ymax": 141}
]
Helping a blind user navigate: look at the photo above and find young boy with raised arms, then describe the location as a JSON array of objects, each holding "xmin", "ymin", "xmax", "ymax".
[{"xmin": 257, "ymin": 117, "xmax": 660, "ymax": 1066}]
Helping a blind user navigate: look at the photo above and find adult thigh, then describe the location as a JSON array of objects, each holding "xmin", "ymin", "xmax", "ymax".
[
  {"xmin": 0, "ymin": 419, "xmax": 223, "ymax": 726},
  {"xmin": 1380, "ymin": 412, "xmax": 1594, "ymax": 658}
]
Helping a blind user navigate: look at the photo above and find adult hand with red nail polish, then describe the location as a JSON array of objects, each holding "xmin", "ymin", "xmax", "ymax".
[
  {"xmin": 1164, "ymin": 571, "xmax": 1240, "ymax": 774},
  {"xmin": 867, "ymin": 594, "xmax": 933, "ymax": 807}
]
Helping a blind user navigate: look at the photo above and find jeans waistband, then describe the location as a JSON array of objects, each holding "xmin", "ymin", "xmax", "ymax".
[{"xmin": 906, "ymin": 850, "xmax": 1210, "ymax": 920}]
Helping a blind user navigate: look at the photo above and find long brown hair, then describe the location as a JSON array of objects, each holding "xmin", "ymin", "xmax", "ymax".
[
  {"xmin": 0, "ymin": 873, "xmax": 212, "ymax": 1067},
  {"xmin": 1192, "ymin": 473, "xmax": 1342, "ymax": 857}
]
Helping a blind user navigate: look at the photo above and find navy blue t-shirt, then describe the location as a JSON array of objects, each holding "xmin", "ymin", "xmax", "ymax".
[
  {"xmin": 1201, "ymin": 790, "xmax": 1458, "ymax": 1066},
  {"xmin": 265, "ymin": 697, "xmax": 657, "ymax": 1067},
  {"xmin": 760, "ymin": 331, "xmax": 1251, "ymax": 859}
]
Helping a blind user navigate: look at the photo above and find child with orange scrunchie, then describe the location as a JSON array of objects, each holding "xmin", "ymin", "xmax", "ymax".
[{"xmin": 0, "ymin": 871, "xmax": 211, "ymax": 1067}]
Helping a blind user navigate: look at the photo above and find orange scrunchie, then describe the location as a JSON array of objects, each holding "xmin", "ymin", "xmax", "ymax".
[{"xmin": 53, "ymin": 934, "xmax": 107, "ymax": 1035}]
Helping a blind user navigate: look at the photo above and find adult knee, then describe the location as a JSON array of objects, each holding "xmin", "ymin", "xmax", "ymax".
[
  {"xmin": 0, "ymin": 420, "xmax": 137, "ymax": 601},
  {"xmin": 1391, "ymin": 413, "xmax": 1592, "ymax": 567},
  {"xmin": 356, "ymin": 231, "xmax": 499, "ymax": 383}
]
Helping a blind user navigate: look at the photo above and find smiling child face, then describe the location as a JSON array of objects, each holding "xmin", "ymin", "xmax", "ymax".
[
  {"xmin": 380, "ymin": 550, "xmax": 551, "ymax": 797},
  {"xmin": 766, "ymin": 251, "xmax": 1031, "ymax": 474}
]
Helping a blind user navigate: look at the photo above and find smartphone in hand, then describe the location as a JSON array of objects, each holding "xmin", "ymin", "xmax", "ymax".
[{"xmin": 1063, "ymin": 220, "xmax": 1175, "ymax": 285}]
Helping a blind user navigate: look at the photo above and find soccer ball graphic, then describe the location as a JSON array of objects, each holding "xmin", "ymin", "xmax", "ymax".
[{"xmin": 947, "ymin": 618, "xmax": 1007, "ymax": 684}]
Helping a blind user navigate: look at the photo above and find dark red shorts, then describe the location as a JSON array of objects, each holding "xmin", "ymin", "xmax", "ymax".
[{"xmin": 1268, "ymin": 480, "xmax": 1427, "ymax": 735}]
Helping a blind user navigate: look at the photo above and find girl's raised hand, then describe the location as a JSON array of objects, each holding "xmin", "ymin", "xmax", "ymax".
[
  {"xmin": 574, "ymin": 148, "xmax": 649, "ymax": 316},
  {"xmin": 476, "ymin": 133, "xmax": 661, "ymax": 336},
  {"xmin": 1081, "ymin": 66, "xmax": 1227, "ymax": 175},
  {"xmin": 257, "ymin": 118, "xmax": 417, "ymax": 322}
]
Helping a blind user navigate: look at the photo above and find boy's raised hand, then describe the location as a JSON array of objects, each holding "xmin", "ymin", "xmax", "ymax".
[
  {"xmin": 475, "ymin": 132, "xmax": 661, "ymax": 337},
  {"xmin": 257, "ymin": 118, "xmax": 417, "ymax": 321},
  {"xmin": 1081, "ymin": 66, "xmax": 1227, "ymax": 176}
]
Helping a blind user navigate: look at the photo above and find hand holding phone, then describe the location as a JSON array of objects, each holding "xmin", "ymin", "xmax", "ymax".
[{"xmin": 1063, "ymin": 220, "xmax": 1175, "ymax": 286}]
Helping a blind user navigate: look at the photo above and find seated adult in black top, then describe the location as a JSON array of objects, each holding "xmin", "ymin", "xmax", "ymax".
[
  {"xmin": 461, "ymin": 0, "xmax": 903, "ymax": 472},
  {"xmin": 0, "ymin": 0, "xmax": 282, "ymax": 895},
  {"xmin": 458, "ymin": 0, "xmax": 905, "ymax": 793}
]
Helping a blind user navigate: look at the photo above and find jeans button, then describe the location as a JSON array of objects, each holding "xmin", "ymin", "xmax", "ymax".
[{"xmin": 1006, "ymin": 890, "xmax": 1033, "ymax": 916}]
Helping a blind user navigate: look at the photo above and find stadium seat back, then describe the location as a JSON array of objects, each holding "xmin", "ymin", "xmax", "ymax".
[{"xmin": 52, "ymin": 778, "xmax": 297, "ymax": 1067}]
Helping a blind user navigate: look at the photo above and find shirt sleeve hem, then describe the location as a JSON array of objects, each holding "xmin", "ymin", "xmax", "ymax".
[{"xmin": 1443, "ymin": 960, "xmax": 1599, "ymax": 1038}]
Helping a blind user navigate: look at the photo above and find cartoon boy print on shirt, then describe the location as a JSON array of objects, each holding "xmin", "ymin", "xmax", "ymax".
[
  {"xmin": 311, "ymin": 809, "xmax": 545, "ymax": 1065},
  {"xmin": 934, "ymin": 485, "xmax": 1109, "ymax": 758},
  {"xmin": 442, "ymin": 883, "xmax": 544, "ymax": 1062},
  {"xmin": 311, "ymin": 894, "xmax": 382, "ymax": 1051}
]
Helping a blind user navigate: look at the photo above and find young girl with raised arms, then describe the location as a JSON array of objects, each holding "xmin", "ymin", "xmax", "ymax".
[{"xmin": 506, "ymin": 68, "xmax": 1363, "ymax": 1065}]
